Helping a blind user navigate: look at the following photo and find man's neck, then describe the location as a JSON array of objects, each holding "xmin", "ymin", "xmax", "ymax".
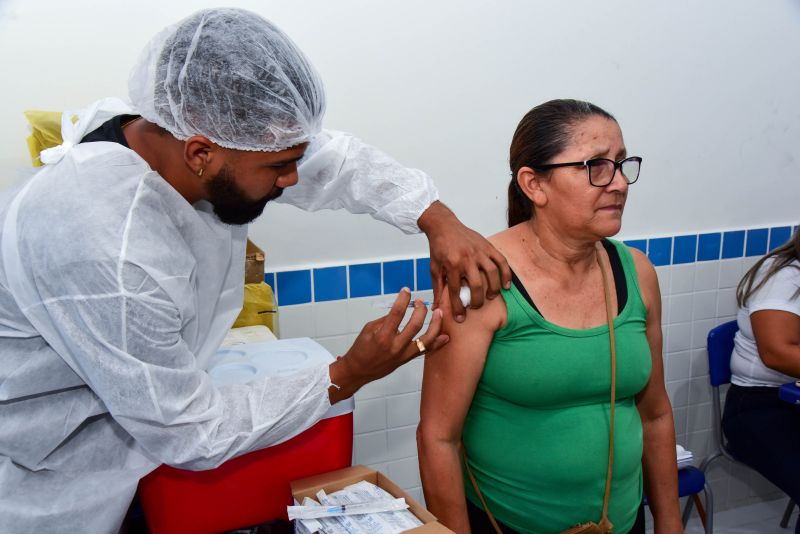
[{"xmin": 123, "ymin": 119, "xmax": 204, "ymax": 204}]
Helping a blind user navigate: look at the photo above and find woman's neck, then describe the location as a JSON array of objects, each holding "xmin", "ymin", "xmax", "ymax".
[{"xmin": 523, "ymin": 219, "xmax": 599, "ymax": 277}]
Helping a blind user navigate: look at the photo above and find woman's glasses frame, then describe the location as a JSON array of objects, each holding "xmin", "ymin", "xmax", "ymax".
[{"xmin": 532, "ymin": 156, "xmax": 642, "ymax": 187}]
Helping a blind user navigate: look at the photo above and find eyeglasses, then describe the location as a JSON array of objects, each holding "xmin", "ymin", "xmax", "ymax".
[{"xmin": 532, "ymin": 156, "xmax": 642, "ymax": 187}]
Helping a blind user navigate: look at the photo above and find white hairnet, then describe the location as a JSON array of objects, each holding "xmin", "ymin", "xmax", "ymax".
[{"xmin": 129, "ymin": 8, "xmax": 325, "ymax": 152}]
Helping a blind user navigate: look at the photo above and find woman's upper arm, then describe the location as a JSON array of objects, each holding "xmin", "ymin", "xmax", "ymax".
[
  {"xmin": 747, "ymin": 266, "xmax": 800, "ymax": 374},
  {"xmin": 629, "ymin": 247, "xmax": 671, "ymax": 418},
  {"xmin": 419, "ymin": 289, "xmax": 504, "ymax": 442},
  {"xmin": 750, "ymin": 309, "xmax": 800, "ymax": 372},
  {"xmin": 628, "ymin": 246, "xmax": 661, "ymax": 319}
]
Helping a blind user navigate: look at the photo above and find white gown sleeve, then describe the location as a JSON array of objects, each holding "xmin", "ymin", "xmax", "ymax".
[
  {"xmin": 278, "ymin": 129, "xmax": 439, "ymax": 234},
  {"xmin": 38, "ymin": 264, "xmax": 333, "ymax": 470}
]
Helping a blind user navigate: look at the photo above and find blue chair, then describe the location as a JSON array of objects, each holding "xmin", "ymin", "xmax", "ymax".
[
  {"xmin": 680, "ymin": 467, "xmax": 714, "ymax": 533},
  {"xmin": 685, "ymin": 320, "xmax": 797, "ymax": 529}
]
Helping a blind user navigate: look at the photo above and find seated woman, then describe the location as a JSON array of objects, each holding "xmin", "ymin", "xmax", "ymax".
[
  {"xmin": 723, "ymin": 229, "xmax": 800, "ymax": 534},
  {"xmin": 417, "ymin": 99, "xmax": 682, "ymax": 534}
]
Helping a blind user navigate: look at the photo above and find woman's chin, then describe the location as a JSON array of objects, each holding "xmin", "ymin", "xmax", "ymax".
[{"xmin": 594, "ymin": 220, "xmax": 623, "ymax": 239}]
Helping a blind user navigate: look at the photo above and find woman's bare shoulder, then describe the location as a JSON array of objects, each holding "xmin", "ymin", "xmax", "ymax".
[
  {"xmin": 627, "ymin": 246, "xmax": 656, "ymax": 276},
  {"xmin": 626, "ymin": 245, "xmax": 661, "ymax": 304},
  {"xmin": 488, "ymin": 226, "xmax": 525, "ymax": 257}
]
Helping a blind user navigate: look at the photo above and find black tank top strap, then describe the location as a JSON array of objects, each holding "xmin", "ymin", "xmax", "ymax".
[{"xmin": 601, "ymin": 238, "xmax": 628, "ymax": 313}]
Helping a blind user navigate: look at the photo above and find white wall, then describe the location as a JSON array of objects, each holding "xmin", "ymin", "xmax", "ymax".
[{"xmin": 1, "ymin": 0, "xmax": 799, "ymax": 270}]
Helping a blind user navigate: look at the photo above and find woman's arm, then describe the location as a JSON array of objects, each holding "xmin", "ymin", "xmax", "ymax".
[
  {"xmin": 745, "ymin": 261, "xmax": 800, "ymax": 379},
  {"xmin": 630, "ymin": 248, "xmax": 684, "ymax": 534},
  {"xmin": 417, "ymin": 288, "xmax": 505, "ymax": 532},
  {"xmin": 751, "ymin": 309, "xmax": 800, "ymax": 377}
]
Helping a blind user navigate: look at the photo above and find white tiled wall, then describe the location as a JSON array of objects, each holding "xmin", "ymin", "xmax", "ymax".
[
  {"xmin": 657, "ymin": 257, "xmax": 785, "ymax": 512},
  {"xmin": 278, "ymin": 258, "xmax": 784, "ymax": 511}
]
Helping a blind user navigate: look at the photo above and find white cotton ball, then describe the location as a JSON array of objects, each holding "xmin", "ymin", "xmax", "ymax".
[{"xmin": 459, "ymin": 286, "xmax": 471, "ymax": 308}]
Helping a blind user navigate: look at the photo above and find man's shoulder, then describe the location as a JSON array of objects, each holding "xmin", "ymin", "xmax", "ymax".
[
  {"xmin": 71, "ymin": 141, "xmax": 144, "ymax": 169},
  {"xmin": 18, "ymin": 149, "xmax": 193, "ymax": 271}
]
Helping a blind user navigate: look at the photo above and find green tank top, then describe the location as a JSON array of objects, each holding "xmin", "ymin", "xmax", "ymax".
[{"xmin": 462, "ymin": 239, "xmax": 652, "ymax": 533}]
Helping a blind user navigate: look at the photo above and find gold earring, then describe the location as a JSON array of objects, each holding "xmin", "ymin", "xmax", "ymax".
[{"xmin": 197, "ymin": 168, "xmax": 204, "ymax": 177}]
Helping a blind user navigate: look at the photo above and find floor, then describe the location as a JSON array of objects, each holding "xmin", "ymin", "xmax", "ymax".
[{"xmin": 646, "ymin": 498, "xmax": 798, "ymax": 533}]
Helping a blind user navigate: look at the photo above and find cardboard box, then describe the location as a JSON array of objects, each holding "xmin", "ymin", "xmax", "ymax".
[
  {"xmin": 290, "ymin": 465, "xmax": 453, "ymax": 533},
  {"xmin": 244, "ymin": 239, "xmax": 266, "ymax": 284}
]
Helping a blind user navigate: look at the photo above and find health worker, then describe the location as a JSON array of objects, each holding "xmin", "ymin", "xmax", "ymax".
[{"xmin": 0, "ymin": 8, "xmax": 510, "ymax": 532}]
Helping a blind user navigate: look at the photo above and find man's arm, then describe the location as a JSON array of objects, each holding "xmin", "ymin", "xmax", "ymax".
[
  {"xmin": 281, "ymin": 130, "xmax": 437, "ymax": 232},
  {"xmin": 34, "ymin": 265, "xmax": 334, "ymax": 470},
  {"xmin": 282, "ymin": 130, "xmax": 511, "ymax": 320},
  {"xmin": 328, "ymin": 288, "xmax": 449, "ymax": 404}
]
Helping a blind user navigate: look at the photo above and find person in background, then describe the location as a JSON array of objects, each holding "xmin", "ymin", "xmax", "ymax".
[
  {"xmin": 0, "ymin": 8, "xmax": 510, "ymax": 532},
  {"xmin": 417, "ymin": 99, "xmax": 682, "ymax": 533},
  {"xmin": 723, "ymin": 228, "xmax": 800, "ymax": 534}
]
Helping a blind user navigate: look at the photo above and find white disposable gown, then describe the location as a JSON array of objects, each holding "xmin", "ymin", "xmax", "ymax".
[{"xmin": 0, "ymin": 100, "xmax": 438, "ymax": 532}]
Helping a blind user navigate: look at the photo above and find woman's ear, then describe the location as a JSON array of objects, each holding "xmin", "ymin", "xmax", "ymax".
[{"xmin": 516, "ymin": 166, "xmax": 548, "ymax": 208}]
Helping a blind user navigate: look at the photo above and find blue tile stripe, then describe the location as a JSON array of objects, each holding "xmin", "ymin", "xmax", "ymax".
[
  {"xmin": 697, "ymin": 233, "xmax": 721, "ymax": 261},
  {"xmin": 383, "ymin": 259, "xmax": 414, "ymax": 294},
  {"xmin": 349, "ymin": 263, "xmax": 381, "ymax": 298},
  {"xmin": 265, "ymin": 225, "xmax": 796, "ymax": 305},
  {"xmin": 313, "ymin": 266, "xmax": 347, "ymax": 302},
  {"xmin": 745, "ymin": 228, "xmax": 769, "ymax": 257},
  {"xmin": 722, "ymin": 230, "xmax": 745, "ymax": 259},
  {"xmin": 672, "ymin": 235, "xmax": 697, "ymax": 265},
  {"xmin": 769, "ymin": 226, "xmax": 792, "ymax": 251},
  {"xmin": 623, "ymin": 239, "xmax": 647, "ymax": 254},
  {"xmin": 648, "ymin": 237, "xmax": 672, "ymax": 267},
  {"xmin": 276, "ymin": 269, "xmax": 312, "ymax": 306},
  {"xmin": 416, "ymin": 258, "xmax": 433, "ymax": 291}
]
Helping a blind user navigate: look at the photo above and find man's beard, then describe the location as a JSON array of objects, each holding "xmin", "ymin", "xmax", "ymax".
[{"xmin": 205, "ymin": 165, "xmax": 282, "ymax": 225}]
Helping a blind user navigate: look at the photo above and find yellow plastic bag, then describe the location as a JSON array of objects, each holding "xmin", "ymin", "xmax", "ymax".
[
  {"xmin": 24, "ymin": 110, "xmax": 75, "ymax": 167},
  {"xmin": 233, "ymin": 239, "xmax": 278, "ymax": 335},
  {"xmin": 233, "ymin": 282, "xmax": 279, "ymax": 335}
]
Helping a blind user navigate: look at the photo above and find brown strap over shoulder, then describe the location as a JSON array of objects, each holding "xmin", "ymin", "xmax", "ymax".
[{"xmin": 595, "ymin": 241, "xmax": 617, "ymax": 533}]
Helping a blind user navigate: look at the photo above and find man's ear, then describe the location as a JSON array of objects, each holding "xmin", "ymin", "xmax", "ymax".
[
  {"xmin": 183, "ymin": 135, "xmax": 217, "ymax": 179},
  {"xmin": 516, "ymin": 166, "xmax": 548, "ymax": 208}
]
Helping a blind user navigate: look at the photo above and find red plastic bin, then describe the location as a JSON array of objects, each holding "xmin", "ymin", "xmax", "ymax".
[{"xmin": 138, "ymin": 411, "xmax": 353, "ymax": 534}]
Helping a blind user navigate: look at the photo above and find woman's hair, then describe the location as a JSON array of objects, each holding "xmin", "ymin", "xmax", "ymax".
[
  {"xmin": 507, "ymin": 99, "xmax": 615, "ymax": 227},
  {"xmin": 736, "ymin": 228, "xmax": 800, "ymax": 306}
]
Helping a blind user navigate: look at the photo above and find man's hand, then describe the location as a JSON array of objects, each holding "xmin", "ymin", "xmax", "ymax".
[
  {"xmin": 417, "ymin": 201, "xmax": 511, "ymax": 323},
  {"xmin": 328, "ymin": 288, "xmax": 449, "ymax": 403}
]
